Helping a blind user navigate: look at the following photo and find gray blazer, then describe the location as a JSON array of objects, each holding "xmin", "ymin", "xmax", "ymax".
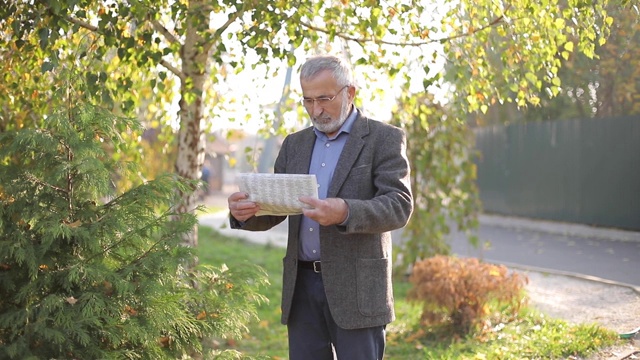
[{"xmin": 231, "ymin": 112, "xmax": 413, "ymax": 329}]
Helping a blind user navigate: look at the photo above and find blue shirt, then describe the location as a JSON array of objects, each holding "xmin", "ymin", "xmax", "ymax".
[{"xmin": 298, "ymin": 107, "xmax": 358, "ymax": 261}]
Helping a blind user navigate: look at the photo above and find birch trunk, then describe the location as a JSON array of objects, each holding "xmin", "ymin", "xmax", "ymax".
[{"xmin": 175, "ymin": 0, "xmax": 213, "ymax": 248}]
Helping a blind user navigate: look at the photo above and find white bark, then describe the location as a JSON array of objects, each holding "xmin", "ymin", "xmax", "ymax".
[{"xmin": 175, "ymin": 0, "xmax": 213, "ymax": 248}]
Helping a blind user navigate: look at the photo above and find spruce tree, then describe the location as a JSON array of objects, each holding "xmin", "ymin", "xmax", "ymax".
[{"xmin": 0, "ymin": 103, "xmax": 267, "ymax": 359}]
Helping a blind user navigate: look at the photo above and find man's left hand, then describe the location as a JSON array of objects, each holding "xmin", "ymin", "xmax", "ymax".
[{"xmin": 299, "ymin": 196, "xmax": 348, "ymax": 226}]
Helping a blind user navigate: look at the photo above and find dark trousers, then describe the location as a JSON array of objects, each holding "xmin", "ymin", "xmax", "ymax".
[{"xmin": 287, "ymin": 267, "xmax": 386, "ymax": 360}]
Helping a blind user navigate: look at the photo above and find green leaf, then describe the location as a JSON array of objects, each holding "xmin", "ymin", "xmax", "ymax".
[
  {"xmin": 117, "ymin": 47, "xmax": 127, "ymax": 60},
  {"xmin": 41, "ymin": 61, "xmax": 54, "ymax": 73},
  {"xmin": 38, "ymin": 28, "xmax": 50, "ymax": 50}
]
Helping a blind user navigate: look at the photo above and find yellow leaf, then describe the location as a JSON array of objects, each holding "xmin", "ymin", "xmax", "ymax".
[
  {"xmin": 65, "ymin": 297, "xmax": 78, "ymax": 305},
  {"xmin": 606, "ymin": 16, "xmax": 613, "ymax": 26},
  {"xmin": 67, "ymin": 220, "xmax": 82, "ymax": 228},
  {"xmin": 196, "ymin": 310, "xmax": 207, "ymax": 320},
  {"xmin": 159, "ymin": 336, "xmax": 171, "ymax": 347},
  {"xmin": 564, "ymin": 42, "xmax": 574, "ymax": 52},
  {"xmin": 489, "ymin": 268, "xmax": 500, "ymax": 277},
  {"xmin": 530, "ymin": 96, "xmax": 541, "ymax": 106},
  {"xmin": 125, "ymin": 305, "xmax": 138, "ymax": 316}
]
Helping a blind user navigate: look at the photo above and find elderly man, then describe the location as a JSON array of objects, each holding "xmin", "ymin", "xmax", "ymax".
[{"xmin": 228, "ymin": 54, "xmax": 413, "ymax": 360}]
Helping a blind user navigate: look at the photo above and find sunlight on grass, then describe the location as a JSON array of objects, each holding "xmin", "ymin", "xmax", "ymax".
[
  {"xmin": 196, "ymin": 225, "xmax": 620, "ymax": 359},
  {"xmin": 196, "ymin": 204, "xmax": 226, "ymax": 216}
]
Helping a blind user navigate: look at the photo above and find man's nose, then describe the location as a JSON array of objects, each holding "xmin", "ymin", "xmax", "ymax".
[{"xmin": 311, "ymin": 103, "xmax": 324, "ymax": 116}]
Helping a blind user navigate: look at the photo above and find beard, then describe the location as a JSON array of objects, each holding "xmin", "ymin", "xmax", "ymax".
[{"xmin": 311, "ymin": 91, "xmax": 351, "ymax": 135}]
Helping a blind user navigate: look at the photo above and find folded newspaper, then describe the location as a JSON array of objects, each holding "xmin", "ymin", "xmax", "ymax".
[{"xmin": 236, "ymin": 173, "xmax": 318, "ymax": 216}]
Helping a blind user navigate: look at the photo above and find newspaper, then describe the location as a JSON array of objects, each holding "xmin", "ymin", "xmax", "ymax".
[{"xmin": 236, "ymin": 173, "xmax": 318, "ymax": 216}]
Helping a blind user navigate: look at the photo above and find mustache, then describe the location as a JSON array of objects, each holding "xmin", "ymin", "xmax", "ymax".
[{"xmin": 313, "ymin": 116, "xmax": 333, "ymax": 122}]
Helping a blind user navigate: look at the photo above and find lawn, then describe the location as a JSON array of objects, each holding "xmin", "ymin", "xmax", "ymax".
[{"xmin": 196, "ymin": 225, "xmax": 619, "ymax": 359}]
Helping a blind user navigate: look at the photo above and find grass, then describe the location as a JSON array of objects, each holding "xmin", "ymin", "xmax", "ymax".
[{"xmin": 196, "ymin": 225, "xmax": 620, "ymax": 359}]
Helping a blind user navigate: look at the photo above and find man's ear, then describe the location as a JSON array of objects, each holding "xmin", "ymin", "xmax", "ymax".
[{"xmin": 347, "ymin": 85, "xmax": 356, "ymax": 102}]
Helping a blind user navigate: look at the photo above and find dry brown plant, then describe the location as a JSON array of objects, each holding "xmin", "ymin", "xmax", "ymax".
[{"xmin": 408, "ymin": 255, "xmax": 528, "ymax": 335}]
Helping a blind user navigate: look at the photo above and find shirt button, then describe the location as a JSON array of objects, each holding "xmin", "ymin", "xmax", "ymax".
[
  {"xmin": 313, "ymin": 250, "xmax": 317, "ymax": 253},
  {"xmin": 321, "ymin": 163, "xmax": 326, "ymax": 167},
  {"xmin": 325, "ymin": 143, "xmax": 330, "ymax": 147},
  {"xmin": 309, "ymin": 228, "xmax": 314, "ymax": 232}
]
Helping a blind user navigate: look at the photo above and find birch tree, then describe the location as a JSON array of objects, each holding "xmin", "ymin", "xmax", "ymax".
[{"xmin": 2, "ymin": 0, "xmax": 616, "ymax": 254}]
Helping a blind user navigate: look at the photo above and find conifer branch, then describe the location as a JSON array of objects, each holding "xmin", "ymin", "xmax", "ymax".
[{"xmin": 24, "ymin": 173, "xmax": 68, "ymax": 195}]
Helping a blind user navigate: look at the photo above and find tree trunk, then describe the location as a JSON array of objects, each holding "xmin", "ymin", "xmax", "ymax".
[{"xmin": 175, "ymin": 0, "xmax": 213, "ymax": 248}]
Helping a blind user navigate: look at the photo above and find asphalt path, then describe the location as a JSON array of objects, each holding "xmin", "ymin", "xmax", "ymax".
[
  {"xmin": 201, "ymin": 193, "xmax": 640, "ymax": 289},
  {"xmin": 446, "ymin": 215, "xmax": 640, "ymax": 288}
]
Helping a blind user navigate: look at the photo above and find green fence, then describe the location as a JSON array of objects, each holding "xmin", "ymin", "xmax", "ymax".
[{"xmin": 474, "ymin": 116, "xmax": 640, "ymax": 231}]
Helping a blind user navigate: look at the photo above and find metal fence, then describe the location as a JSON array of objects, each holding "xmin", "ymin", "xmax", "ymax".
[{"xmin": 474, "ymin": 116, "xmax": 640, "ymax": 231}]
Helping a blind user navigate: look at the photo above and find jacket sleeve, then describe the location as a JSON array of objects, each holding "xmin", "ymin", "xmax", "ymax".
[{"xmin": 339, "ymin": 125, "xmax": 413, "ymax": 234}]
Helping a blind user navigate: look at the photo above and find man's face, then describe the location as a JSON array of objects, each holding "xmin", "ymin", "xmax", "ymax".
[{"xmin": 300, "ymin": 70, "xmax": 354, "ymax": 137}]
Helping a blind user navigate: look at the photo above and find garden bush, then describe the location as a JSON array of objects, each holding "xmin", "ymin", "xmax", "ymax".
[
  {"xmin": 408, "ymin": 255, "xmax": 527, "ymax": 336},
  {"xmin": 0, "ymin": 104, "xmax": 267, "ymax": 359}
]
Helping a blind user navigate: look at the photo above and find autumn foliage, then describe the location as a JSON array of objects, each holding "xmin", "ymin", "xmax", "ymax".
[{"xmin": 408, "ymin": 255, "xmax": 528, "ymax": 336}]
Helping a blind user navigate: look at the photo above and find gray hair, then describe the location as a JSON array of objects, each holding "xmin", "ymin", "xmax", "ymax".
[{"xmin": 300, "ymin": 55, "xmax": 354, "ymax": 87}]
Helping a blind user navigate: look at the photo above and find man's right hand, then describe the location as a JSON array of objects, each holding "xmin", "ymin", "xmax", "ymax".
[{"xmin": 228, "ymin": 192, "xmax": 260, "ymax": 222}]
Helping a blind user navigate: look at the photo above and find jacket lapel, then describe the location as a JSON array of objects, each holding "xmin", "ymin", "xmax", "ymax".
[
  {"xmin": 289, "ymin": 127, "xmax": 316, "ymax": 175},
  {"xmin": 328, "ymin": 113, "xmax": 369, "ymax": 197},
  {"xmin": 287, "ymin": 127, "xmax": 316, "ymax": 237}
]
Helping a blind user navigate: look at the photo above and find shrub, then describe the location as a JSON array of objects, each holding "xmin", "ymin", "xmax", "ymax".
[
  {"xmin": 408, "ymin": 255, "xmax": 527, "ymax": 336},
  {"xmin": 0, "ymin": 104, "xmax": 267, "ymax": 359}
]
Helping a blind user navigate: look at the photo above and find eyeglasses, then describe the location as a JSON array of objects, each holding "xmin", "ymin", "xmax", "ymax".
[{"xmin": 301, "ymin": 85, "xmax": 349, "ymax": 108}]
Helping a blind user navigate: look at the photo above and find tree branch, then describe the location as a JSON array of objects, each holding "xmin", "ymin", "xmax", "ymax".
[
  {"xmin": 160, "ymin": 58, "xmax": 186, "ymax": 82},
  {"xmin": 64, "ymin": 13, "xmax": 187, "ymax": 81},
  {"xmin": 25, "ymin": 173, "xmax": 68, "ymax": 195},
  {"xmin": 299, "ymin": 12, "xmax": 506, "ymax": 47},
  {"xmin": 214, "ymin": 8, "xmax": 244, "ymax": 38},
  {"xmin": 150, "ymin": 19, "xmax": 180, "ymax": 45},
  {"xmin": 198, "ymin": 7, "xmax": 246, "ymax": 57},
  {"xmin": 66, "ymin": 15, "xmax": 98, "ymax": 32}
]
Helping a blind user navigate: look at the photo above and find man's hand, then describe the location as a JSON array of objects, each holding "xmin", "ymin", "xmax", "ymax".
[
  {"xmin": 228, "ymin": 192, "xmax": 260, "ymax": 222},
  {"xmin": 299, "ymin": 196, "xmax": 348, "ymax": 226}
]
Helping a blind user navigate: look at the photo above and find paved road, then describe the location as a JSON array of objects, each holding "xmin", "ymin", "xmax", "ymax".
[
  {"xmin": 201, "ymin": 194, "xmax": 640, "ymax": 289},
  {"xmin": 447, "ymin": 215, "xmax": 640, "ymax": 288}
]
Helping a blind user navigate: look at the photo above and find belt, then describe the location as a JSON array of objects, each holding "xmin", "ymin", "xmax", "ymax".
[{"xmin": 298, "ymin": 260, "xmax": 322, "ymax": 273}]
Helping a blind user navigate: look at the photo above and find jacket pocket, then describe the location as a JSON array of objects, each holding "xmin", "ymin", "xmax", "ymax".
[
  {"xmin": 357, "ymin": 258, "xmax": 392, "ymax": 316},
  {"xmin": 349, "ymin": 164, "xmax": 371, "ymax": 178}
]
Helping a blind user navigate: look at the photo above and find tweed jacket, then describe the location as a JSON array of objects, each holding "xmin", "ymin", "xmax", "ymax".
[{"xmin": 230, "ymin": 111, "xmax": 413, "ymax": 329}]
